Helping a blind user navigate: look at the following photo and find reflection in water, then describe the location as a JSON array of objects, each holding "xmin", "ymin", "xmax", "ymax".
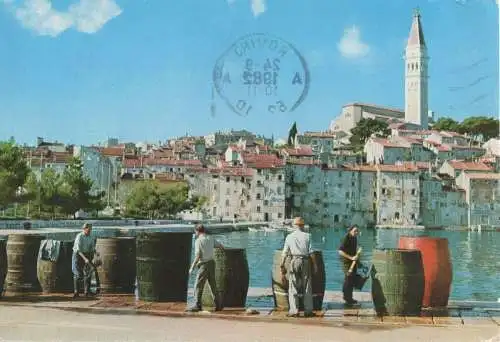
[{"xmin": 189, "ymin": 228, "xmax": 500, "ymax": 301}]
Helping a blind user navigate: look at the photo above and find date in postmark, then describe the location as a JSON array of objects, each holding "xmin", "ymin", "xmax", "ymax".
[{"xmin": 213, "ymin": 33, "xmax": 310, "ymax": 117}]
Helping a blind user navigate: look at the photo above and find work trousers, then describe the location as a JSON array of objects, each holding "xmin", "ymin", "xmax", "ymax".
[
  {"xmin": 72, "ymin": 251, "xmax": 98, "ymax": 294},
  {"xmin": 193, "ymin": 260, "xmax": 220, "ymax": 309},
  {"xmin": 342, "ymin": 263, "xmax": 357, "ymax": 301},
  {"xmin": 288, "ymin": 256, "xmax": 313, "ymax": 315}
]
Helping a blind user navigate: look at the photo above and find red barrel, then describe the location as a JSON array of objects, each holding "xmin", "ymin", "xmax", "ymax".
[{"xmin": 398, "ymin": 237, "xmax": 452, "ymax": 308}]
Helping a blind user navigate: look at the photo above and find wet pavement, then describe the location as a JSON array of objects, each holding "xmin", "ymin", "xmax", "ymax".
[{"xmin": 1, "ymin": 288, "xmax": 499, "ymax": 329}]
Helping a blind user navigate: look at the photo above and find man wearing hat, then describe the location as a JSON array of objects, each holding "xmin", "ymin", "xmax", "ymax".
[
  {"xmin": 280, "ymin": 217, "xmax": 316, "ymax": 317},
  {"xmin": 186, "ymin": 223, "xmax": 224, "ymax": 312},
  {"xmin": 72, "ymin": 222, "xmax": 97, "ymax": 298}
]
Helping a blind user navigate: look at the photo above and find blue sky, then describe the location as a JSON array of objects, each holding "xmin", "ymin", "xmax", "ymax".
[{"xmin": 0, "ymin": 0, "xmax": 498, "ymax": 146}]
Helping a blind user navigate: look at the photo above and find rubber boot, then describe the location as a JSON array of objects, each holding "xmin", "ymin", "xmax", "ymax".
[
  {"xmin": 83, "ymin": 275, "xmax": 90, "ymax": 296},
  {"xmin": 73, "ymin": 278, "xmax": 79, "ymax": 298}
]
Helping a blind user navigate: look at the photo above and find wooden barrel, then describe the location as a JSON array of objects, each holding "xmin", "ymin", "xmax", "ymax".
[
  {"xmin": 56, "ymin": 241, "xmax": 74, "ymax": 293},
  {"xmin": 5, "ymin": 234, "xmax": 43, "ymax": 294},
  {"xmin": 201, "ymin": 248, "xmax": 249, "ymax": 309},
  {"xmin": 96, "ymin": 237, "xmax": 136, "ymax": 293},
  {"xmin": 0, "ymin": 239, "xmax": 6, "ymax": 297},
  {"xmin": 271, "ymin": 250, "xmax": 325, "ymax": 311},
  {"xmin": 136, "ymin": 232, "xmax": 192, "ymax": 302},
  {"xmin": 398, "ymin": 236, "xmax": 453, "ymax": 308},
  {"xmin": 371, "ymin": 249, "xmax": 425, "ymax": 316},
  {"xmin": 36, "ymin": 240, "xmax": 75, "ymax": 293}
]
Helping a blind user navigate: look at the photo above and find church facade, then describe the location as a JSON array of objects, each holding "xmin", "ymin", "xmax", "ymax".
[{"xmin": 330, "ymin": 11, "xmax": 430, "ymax": 134}]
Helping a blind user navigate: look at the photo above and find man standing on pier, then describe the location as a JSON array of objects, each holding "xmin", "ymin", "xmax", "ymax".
[
  {"xmin": 280, "ymin": 217, "xmax": 316, "ymax": 318},
  {"xmin": 338, "ymin": 225, "xmax": 360, "ymax": 305},
  {"xmin": 72, "ymin": 223, "xmax": 98, "ymax": 298},
  {"xmin": 187, "ymin": 224, "xmax": 224, "ymax": 312}
]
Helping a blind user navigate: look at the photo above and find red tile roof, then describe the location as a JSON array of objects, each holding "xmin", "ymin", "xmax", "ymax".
[
  {"xmin": 448, "ymin": 161, "xmax": 493, "ymax": 172},
  {"xmin": 243, "ymin": 153, "xmax": 284, "ymax": 169},
  {"xmin": 210, "ymin": 167, "xmax": 253, "ymax": 177},
  {"xmin": 403, "ymin": 161, "xmax": 431, "ymax": 170},
  {"xmin": 465, "ymin": 172, "xmax": 500, "ymax": 180},
  {"xmin": 282, "ymin": 146, "xmax": 314, "ymax": 157},
  {"xmin": 100, "ymin": 147, "xmax": 125, "ymax": 157},
  {"xmin": 371, "ymin": 138, "xmax": 405, "ymax": 148},
  {"xmin": 377, "ymin": 164, "xmax": 419, "ymax": 173}
]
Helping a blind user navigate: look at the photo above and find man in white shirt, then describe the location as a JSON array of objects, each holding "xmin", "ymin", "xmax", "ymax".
[
  {"xmin": 280, "ymin": 217, "xmax": 316, "ymax": 317},
  {"xmin": 186, "ymin": 224, "xmax": 224, "ymax": 312},
  {"xmin": 72, "ymin": 223, "xmax": 97, "ymax": 298}
]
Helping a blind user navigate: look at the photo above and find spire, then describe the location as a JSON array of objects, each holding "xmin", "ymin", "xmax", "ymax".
[{"xmin": 407, "ymin": 8, "xmax": 426, "ymax": 47}]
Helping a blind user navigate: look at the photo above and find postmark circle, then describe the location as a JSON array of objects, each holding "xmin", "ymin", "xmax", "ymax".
[{"xmin": 213, "ymin": 33, "xmax": 310, "ymax": 117}]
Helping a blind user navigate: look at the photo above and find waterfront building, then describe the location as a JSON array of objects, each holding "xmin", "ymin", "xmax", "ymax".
[
  {"xmin": 455, "ymin": 172, "xmax": 500, "ymax": 228},
  {"xmin": 420, "ymin": 175, "xmax": 467, "ymax": 228},
  {"xmin": 374, "ymin": 164, "xmax": 421, "ymax": 226}
]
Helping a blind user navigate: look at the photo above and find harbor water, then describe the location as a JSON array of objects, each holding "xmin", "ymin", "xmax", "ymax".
[{"xmin": 189, "ymin": 228, "xmax": 500, "ymax": 302}]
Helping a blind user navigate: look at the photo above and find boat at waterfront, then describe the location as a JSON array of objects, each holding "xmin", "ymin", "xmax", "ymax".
[{"xmin": 268, "ymin": 220, "xmax": 310, "ymax": 232}]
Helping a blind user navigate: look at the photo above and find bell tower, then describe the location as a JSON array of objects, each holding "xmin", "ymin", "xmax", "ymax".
[{"xmin": 404, "ymin": 9, "xmax": 429, "ymax": 129}]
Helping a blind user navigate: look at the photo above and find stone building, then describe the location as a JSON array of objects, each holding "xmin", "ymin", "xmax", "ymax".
[
  {"xmin": 455, "ymin": 172, "xmax": 500, "ymax": 228},
  {"xmin": 420, "ymin": 176, "xmax": 467, "ymax": 228},
  {"xmin": 374, "ymin": 164, "xmax": 421, "ymax": 226}
]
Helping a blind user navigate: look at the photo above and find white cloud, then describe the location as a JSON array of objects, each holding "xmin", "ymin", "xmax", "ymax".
[
  {"xmin": 4, "ymin": 0, "xmax": 121, "ymax": 37},
  {"xmin": 225, "ymin": 0, "xmax": 266, "ymax": 17},
  {"xmin": 337, "ymin": 25, "xmax": 370, "ymax": 59},
  {"xmin": 251, "ymin": 0, "xmax": 265, "ymax": 17}
]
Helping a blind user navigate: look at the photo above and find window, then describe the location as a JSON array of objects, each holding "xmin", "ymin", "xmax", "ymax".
[
  {"xmin": 257, "ymin": 206, "xmax": 261, "ymax": 213},
  {"xmin": 410, "ymin": 213, "xmax": 415, "ymax": 220},
  {"xmin": 411, "ymin": 189, "xmax": 416, "ymax": 196},
  {"xmin": 213, "ymin": 184, "xmax": 217, "ymax": 190},
  {"xmin": 240, "ymin": 177, "xmax": 245, "ymax": 182},
  {"xmin": 226, "ymin": 177, "xmax": 230, "ymax": 182},
  {"xmin": 256, "ymin": 193, "xmax": 261, "ymax": 200},
  {"xmin": 278, "ymin": 213, "xmax": 283, "ymax": 218},
  {"xmin": 257, "ymin": 169, "xmax": 262, "ymax": 175},
  {"xmin": 265, "ymin": 175, "xmax": 269, "ymax": 180},
  {"xmin": 382, "ymin": 188, "xmax": 387, "ymax": 195},
  {"xmin": 278, "ymin": 175, "xmax": 283, "ymax": 181},
  {"xmin": 246, "ymin": 195, "xmax": 250, "ymax": 201},
  {"xmin": 240, "ymin": 200, "xmax": 245, "ymax": 206},
  {"xmin": 264, "ymin": 200, "xmax": 269, "ymax": 206}
]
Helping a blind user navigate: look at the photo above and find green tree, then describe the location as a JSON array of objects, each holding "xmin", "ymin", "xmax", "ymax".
[
  {"xmin": 349, "ymin": 118, "xmax": 391, "ymax": 151},
  {"xmin": 287, "ymin": 122, "xmax": 298, "ymax": 147},
  {"xmin": 124, "ymin": 181, "xmax": 197, "ymax": 219},
  {"xmin": 458, "ymin": 116, "xmax": 499, "ymax": 141},
  {"xmin": 59, "ymin": 157, "xmax": 105, "ymax": 218},
  {"xmin": 0, "ymin": 139, "xmax": 30, "ymax": 209},
  {"xmin": 431, "ymin": 117, "xmax": 460, "ymax": 132},
  {"xmin": 24, "ymin": 169, "xmax": 65, "ymax": 218}
]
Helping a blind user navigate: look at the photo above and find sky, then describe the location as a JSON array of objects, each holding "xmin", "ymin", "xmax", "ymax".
[{"xmin": 0, "ymin": 0, "xmax": 498, "ymax": 146}]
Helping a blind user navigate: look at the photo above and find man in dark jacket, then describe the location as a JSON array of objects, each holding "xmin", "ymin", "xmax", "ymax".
[{"xmin": 338, "ymin": 225, "xmax": 360, "ymax": 305}]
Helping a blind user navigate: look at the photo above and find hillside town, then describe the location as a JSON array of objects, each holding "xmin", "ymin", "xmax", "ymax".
[{"xmin": 3, "ymin": 12, "xmax": 500, "ymax": 230}]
